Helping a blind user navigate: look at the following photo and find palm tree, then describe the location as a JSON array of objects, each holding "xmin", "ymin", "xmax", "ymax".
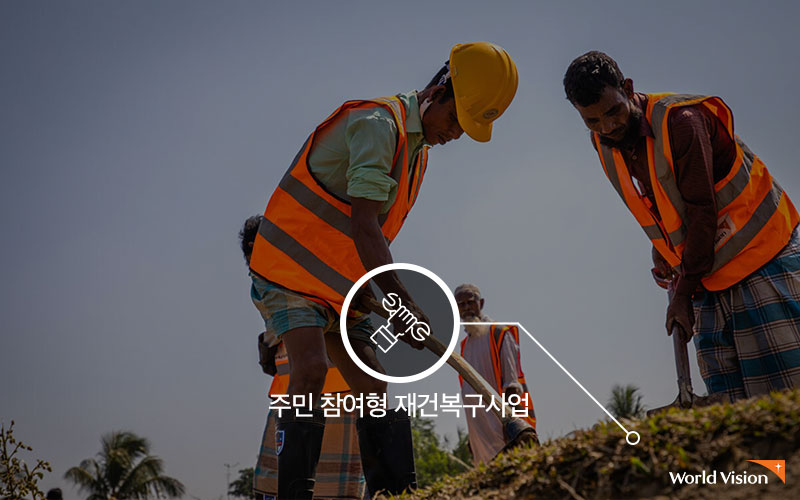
[
  {"xmin": 608, "ymin": 384, "xmax": 646, "ymax": 419},
  {"xmin": 64, "ymin": 431, "xmax": 184, "ymax": 500}
]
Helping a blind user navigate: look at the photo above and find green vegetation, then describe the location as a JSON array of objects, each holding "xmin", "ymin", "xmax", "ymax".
[
  {"xmin": 1, "ymin": 421, "xmax": 52, "ymax": 500},
  {"xmin": 385, "ymin": 390, "xmax": 800, "ymax": 500},
  {"xmin": 228, "ymin": 467, "xmax": 257, "ymax": 499},
  {"xmin": 64, "ymin": 431, "xmax": 184, "ymax": 500},
  {"xmin": 449, "ymin": 427, "xmax": 472, "ymax": 471},
  {"xmin": 608, "ymin": 384, "xmax": 646, "ymax": 419},
  {"xmin": 411, "ymin": 417, "xmax": 471, "ymax": 488}
]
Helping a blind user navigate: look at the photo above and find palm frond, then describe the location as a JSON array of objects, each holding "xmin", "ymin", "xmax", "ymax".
[
  {"xmin": 116, "ymin": 455, "xmax": 165, "ymax": 498},
  {"xmin": 64, "ymin": 465, "xmax": 96, "ymax": 489},
  {"xmin": 65, "ymin": 431, "xmax": 180, "ymax": 500},
  {"xmin": 137, "ymin": 476, "xmax": 185, "ymax": 499},
  {"xmin": 65, "ymin": 459, "xmax": 108, "ymax": 498},
  {"xmin": 608, "ymin": 383, "xmax": 646, "ymax": 419}
]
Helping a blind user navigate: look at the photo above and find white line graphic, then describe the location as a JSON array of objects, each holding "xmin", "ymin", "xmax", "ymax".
[{"xmin": 461, "ymin": 321, "xmax": 640, "ymax": 446}]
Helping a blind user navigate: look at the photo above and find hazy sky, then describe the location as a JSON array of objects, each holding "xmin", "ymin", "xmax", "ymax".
[{"xmin": 3, "ymin": 1, "xmax": 800, "ymax": 498}]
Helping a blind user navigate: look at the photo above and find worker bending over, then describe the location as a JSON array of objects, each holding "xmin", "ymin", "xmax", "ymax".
[
  {"xmin": 249, "ymin": 43, "xmax": 518, "ymax": 499},
  {"xmin": 564, "ymin": 51, "xmax": 800, "ymax": 402}
]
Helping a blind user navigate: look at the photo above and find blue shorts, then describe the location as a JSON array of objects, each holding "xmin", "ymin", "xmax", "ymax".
[{"xmin": 250, "ymin": 273, "xmax": 373, "ymax": 345}]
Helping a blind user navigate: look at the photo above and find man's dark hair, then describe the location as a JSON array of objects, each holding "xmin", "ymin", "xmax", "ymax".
[
  {"xmin": 46, "ymin": 489, "xmax": 63, "ymax": 500},
  {"xmin": 563, "ymin": 51, "xmax": 625, "ymax": 107},
  {"xmin": 239, "ymin": 214, "xmax": 264, "ymax": 263},
  {"xmin": 424, "ymin": 62, "xmax": 455, "ymax": 102}
]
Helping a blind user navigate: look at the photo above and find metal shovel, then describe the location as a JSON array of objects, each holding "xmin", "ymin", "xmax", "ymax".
[{"xmin": 647, "ymin": 297, "xmax": 727, "ymax": 416}]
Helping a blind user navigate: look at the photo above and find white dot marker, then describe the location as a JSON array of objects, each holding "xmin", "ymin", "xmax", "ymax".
[{"xmin": 626, "ymin": 431, "xmax": 641, "ymax": 446}]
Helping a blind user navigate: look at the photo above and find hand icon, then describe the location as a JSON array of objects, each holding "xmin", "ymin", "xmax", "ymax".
[{"xmin": 370, "ymin": 293, "xmax": 429, "ymax": 352}]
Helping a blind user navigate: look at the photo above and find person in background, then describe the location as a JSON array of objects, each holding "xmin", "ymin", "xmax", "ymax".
[
  {"xmin": 45, "ymin": 489, "xmax": 63, "ymax": 500},
  {"xmin": 454, "ymin": 283, "xmax": 537, "ymax": 464},
  {"xmin": 239, "ymin": 215, "xmax": 366, "ymax": 500}
]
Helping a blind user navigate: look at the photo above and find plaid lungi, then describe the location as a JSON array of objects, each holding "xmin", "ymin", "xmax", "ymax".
[
  {"xmin": 250, "ymin": 273, "xmax": 373, "ymax": 345},
  {"xmin": 253, "ymin": 410, "xmax": 365, "ymax": 500},
  {"xmin": 692, "ymin": 228, "xmax": 800, "ymax": 401}
]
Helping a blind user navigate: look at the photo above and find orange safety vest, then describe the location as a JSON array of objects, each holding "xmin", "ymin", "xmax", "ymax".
[
  {"xmin": 459, "ymin": 325, "xmax": 536, "ymax": 429},
  {"xmin": 250, "ymin": 97, "xmax": 429, "ymax": 315},
  {"xmin": 268, "ymin": 342, "xmax": 351, "ymax": 396},
  {"xmin": 594, "ymin": 93, "xmax": 799, "ymax": 291}
]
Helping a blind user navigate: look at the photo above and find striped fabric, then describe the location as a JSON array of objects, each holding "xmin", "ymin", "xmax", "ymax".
[
  {"xmin": 692, "ymin": 227, "xmax": 800, "ymax": 401},
  {"xmin": 250, "ymin": 273, "xmax": 373, "ymax": 344},
  {"xmin": 254, "ymin": 410, "xmax": 366, "ymax": 500}
]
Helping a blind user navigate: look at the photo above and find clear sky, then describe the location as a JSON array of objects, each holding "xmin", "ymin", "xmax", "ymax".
[{"xmin": 2, "ymin": 1, "xmax": 799, "ymax": 499}]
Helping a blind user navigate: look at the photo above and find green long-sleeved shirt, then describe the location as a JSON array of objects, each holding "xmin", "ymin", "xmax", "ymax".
[{"xmin": 307, "ymin": 91, "xmax": 428, "ymax": 213}]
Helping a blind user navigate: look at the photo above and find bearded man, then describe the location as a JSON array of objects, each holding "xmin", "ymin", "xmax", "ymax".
[
  {"xmin": 564, "ymin": 51, "xmax": 800, "ymax": 402},
  {"xmin": 454, "ymin": 283, "xmax": 537, "ymax": 464}
]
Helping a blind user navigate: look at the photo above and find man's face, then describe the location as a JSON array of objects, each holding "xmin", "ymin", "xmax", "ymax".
[
  {"xmin": 421, "ymin": 89, "xmax": 464, "ymax": 146},
  {"xmin": 455, "ymin": 291, "xmax": 483, "ymax": 321},
  {"xmin": 573, "ymin": 82, "xmax": 639, "ymax": 148}
]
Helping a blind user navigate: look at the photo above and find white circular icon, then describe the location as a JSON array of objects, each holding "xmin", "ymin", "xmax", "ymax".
[{"xmin": 339, "ymin": 263, "xmax": 460, "ymax": 384}]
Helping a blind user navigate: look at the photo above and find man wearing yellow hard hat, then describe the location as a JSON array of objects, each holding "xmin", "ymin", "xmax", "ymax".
[{"xmin": 247, "ymin": 42, "xmax": 517, "ymax": 499}]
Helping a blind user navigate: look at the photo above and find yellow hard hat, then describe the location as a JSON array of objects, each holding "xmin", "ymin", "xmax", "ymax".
[{"xmin": 449, "ymin": 42, "xmax": 518, "ymax": 142}]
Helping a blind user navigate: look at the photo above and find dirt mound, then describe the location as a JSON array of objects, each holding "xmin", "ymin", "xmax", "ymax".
[{"xmin": 383, "ymin": 390, "xmax": 800, "ymax": 499}]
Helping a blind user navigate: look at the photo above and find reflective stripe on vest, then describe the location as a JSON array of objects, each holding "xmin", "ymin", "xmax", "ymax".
[
  {"xmin": 250, "ymin": 97, "xmax": 430, "ymax": 313},
  {"xmin": 268, "ymin": 344, "xmax": 351, "ymax": 396},
  {"xmin": 459, "ymin": 326, "xmax": 536, "ymax": 429},
  {"xmin": 595, "ymin": 93, "xmax": 799, "ymax": 291}
]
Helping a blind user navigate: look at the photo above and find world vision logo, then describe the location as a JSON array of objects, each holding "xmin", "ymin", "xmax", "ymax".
[
  {"xmin": 747, "ymin": 460, "xmax": 786, "ymax": 484},
  {"xmin": 668, "ymin": 459, "xmax": 785, "ymax": 486}
]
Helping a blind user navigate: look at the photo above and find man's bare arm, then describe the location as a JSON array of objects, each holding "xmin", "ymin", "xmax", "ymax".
[{"xmin": 351, "ymin": 197, "xmax": 427, "ymax": 348}]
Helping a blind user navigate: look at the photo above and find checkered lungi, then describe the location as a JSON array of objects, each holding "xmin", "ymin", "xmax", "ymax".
[
  {"xmin": 692, "ymin": 227, "xmax": 800, "ymax": 401},
  {"xmin": 250, "ymin": 273, "xmax": 373, "ymax": 345},
  {"xmin": 253, "ymin": 409, "xmax": 366, "ymax": 500}
]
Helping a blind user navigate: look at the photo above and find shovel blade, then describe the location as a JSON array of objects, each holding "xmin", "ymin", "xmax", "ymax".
[
  {"xmin": 692, "ymin": 392, "xmax": 729, "ymax": 407},
  {"xmin": 646, "ymin": 395, "xmax": 682, "ymax": 417},
  {"xmin": 501, "ymin": 418, "xmax": 539, "ymax": 453},
  {"xmin": 646, "ymin": 391, "xmax": 728, "ymax": 416}
]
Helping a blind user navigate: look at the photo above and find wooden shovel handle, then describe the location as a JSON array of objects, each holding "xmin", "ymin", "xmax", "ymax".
[{"xmin": 360, "ymin": 295, "xmax": 514, "ymax": 425}]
